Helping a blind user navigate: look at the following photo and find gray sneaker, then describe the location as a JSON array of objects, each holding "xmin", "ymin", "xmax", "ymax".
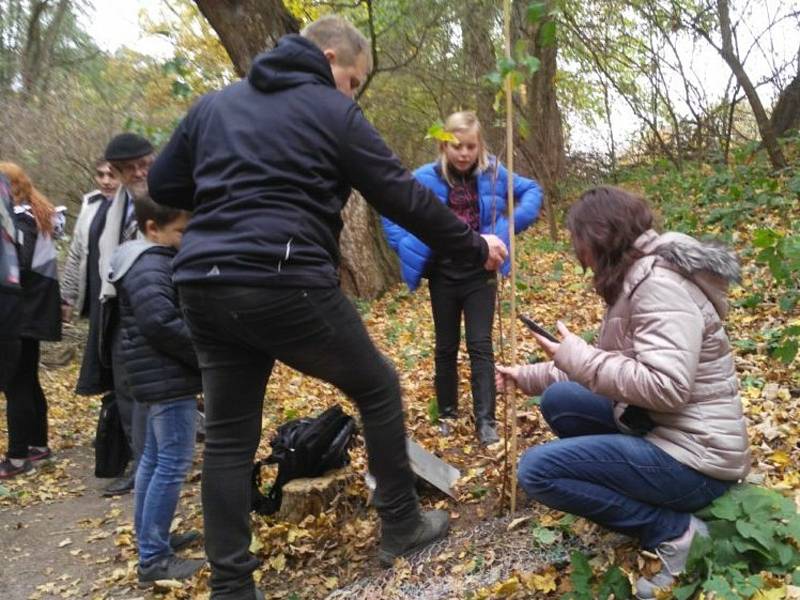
[
  {"xmin": 635, "ymin": 516, "xmax": 709, "ymax": 599},
  {"xmin": 169, "ymin": 529, "xmax": 202, "ymax": 551},
  {"xmin": 138, "ymin": 555, "xmax": 205, "ymax": 586},
  {"xmin": 378, "ymin": 509, "xmax": 450, "ymax": 567}
]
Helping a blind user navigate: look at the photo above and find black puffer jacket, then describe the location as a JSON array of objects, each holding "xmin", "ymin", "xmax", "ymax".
[{"xmin": 109, "ymin": 240, "xmax": 201, "ymax": 404}]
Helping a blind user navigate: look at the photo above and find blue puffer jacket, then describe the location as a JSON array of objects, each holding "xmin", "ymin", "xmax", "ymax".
[
  {"xmin": 382, "ymin": 159, "xmax": 542, "ymax": 290},
  {"xmin": 109, "ymin": 240, "xmax": 201, "ymax": 404}
]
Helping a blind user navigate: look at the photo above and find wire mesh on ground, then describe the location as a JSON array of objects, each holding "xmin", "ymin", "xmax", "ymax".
[{"xmin": 327, "ymin": 515, "xmax": 589, "ymax": 599}]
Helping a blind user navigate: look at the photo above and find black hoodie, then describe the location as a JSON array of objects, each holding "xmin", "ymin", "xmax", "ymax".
[{"xmin": 148, "ymin": 34, "xmax": 488, "ymax": 288}]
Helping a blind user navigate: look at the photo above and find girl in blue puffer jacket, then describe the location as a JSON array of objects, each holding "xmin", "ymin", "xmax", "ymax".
[{"xmin": 382, "ymin": 111, "xmax": 542, "ymax": 445}]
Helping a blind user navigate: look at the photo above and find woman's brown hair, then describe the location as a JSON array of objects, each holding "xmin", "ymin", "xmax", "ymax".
[
  {"xmin": 0, "ymin": 162, "xmax": 54, "ymax": 236},
  {"xmin": 566, "ymin": 186, "xmax": 655, "ymax": 305}
]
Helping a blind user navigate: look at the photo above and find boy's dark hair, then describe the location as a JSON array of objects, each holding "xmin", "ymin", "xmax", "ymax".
[{"xmin": 134, "ymin": 194, "xmax": 184, "ymax": 232}]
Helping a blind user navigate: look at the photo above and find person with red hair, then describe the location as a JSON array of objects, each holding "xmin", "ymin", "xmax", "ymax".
[{"xmin": 0, "ymin": 162, "xmax": 65, "ymax": 479}]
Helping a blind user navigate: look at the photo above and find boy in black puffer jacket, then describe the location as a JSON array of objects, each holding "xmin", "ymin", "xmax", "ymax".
[{"xmin": 108, "ymin": 195, "xmax": 204, "ymax": 586}]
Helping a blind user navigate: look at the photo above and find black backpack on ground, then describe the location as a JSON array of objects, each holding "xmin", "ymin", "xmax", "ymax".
[
  {"xmin": 94, "ymin": 393, "xmax": 132, "ymax": 478},
  {"xmin": 251, "ymin": 404, "xmax": 357, "ymax": 515}
]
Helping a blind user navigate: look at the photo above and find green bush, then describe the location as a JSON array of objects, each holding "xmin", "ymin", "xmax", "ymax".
[{"xmin": 672, "ymin": 485, "xmax": 800, "ymax": 599}]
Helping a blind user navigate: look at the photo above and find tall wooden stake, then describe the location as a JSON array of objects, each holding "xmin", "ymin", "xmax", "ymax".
[{"xmin": 503, "ymin": 0, "xmax": 519, "ymax": 515}]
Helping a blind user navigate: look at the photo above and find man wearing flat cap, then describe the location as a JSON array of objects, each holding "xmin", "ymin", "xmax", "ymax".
[{"xmin": 96, "ymin": 132, "xmax": 155, "ymax": 497}]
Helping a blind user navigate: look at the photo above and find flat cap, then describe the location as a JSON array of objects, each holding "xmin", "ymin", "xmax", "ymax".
[{"xmin": 105, "ymin": 133, "xmax": 154, "ymax": 162}]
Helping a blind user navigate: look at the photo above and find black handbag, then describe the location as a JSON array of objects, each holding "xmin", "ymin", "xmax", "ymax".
[{"xmin": 94, "ymin": 393, "xmax": 131, "ymax": 478}]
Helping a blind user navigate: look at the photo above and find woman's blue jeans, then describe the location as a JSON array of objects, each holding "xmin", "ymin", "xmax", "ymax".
[
  {"xmin": 517, "ymin": 382, "xmax": 732, "ymax": 549},
  {"xmin": 134, "ymin": 397, "xmax": 197, "ymax": 566}
]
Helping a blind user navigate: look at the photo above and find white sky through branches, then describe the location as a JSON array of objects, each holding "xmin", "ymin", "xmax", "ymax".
[{"xmin": 82, "ymin": 1, "xmax": 798, "ymax": 153}]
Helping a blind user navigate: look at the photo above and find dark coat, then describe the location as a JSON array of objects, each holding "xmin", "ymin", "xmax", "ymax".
[
  {"xmin": 0, "ymin": 176, "xmax": 21, "ymax": 391},
  {"xmin": 13, "ymin": 204, "xmax": 63, "ymax": 341},
  {"xmin": 148, "ymin": 34, "xmax": 488, "ymax": 289},
  {"xmin": 110, "ymin": 241, "xmax": 201, "ymax": 404}
]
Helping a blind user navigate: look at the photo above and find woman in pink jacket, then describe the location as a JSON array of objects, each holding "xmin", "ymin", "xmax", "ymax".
[{"xmin": 496, "ymin": 186, "xmax": 750, "ymax": 600}]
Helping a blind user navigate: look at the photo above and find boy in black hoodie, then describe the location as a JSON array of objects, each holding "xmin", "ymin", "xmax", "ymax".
[
  {"xmin": 108, "ymin": 196, "xmax": 203, "ymax": 586},
  {"xmin": 149, "ymin": 15, "xmax": 509, "ymax": 599}
]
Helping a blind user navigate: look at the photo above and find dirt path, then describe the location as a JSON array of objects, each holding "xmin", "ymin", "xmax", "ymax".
[{"xmin": 0, "ymin": 445, "xmax": 179, "ymax": 600}]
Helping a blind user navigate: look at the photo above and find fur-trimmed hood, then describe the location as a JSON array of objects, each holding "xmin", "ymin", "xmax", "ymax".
[{"xmin": 633, "ymin": 229, "xmax": 739, "ymax": 319}]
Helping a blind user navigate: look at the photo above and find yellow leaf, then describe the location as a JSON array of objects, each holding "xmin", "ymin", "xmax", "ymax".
[
  {"xmin": 270, "ymin": 553, "xmax": 286, "ymax": 573},
  {"xmin": 324, "ymin": 577, "xmax": 338, "ymax": 589},
  {"xmin": 249, "ymin": 535, "xmax": 263, "ymax": 554},
  {"xmin": 493, "ymin": 576, "xmax": 520, "ymax": 597},
  {"xmin": 526, "ymin": 570, "xmax": 557, "ymax": 593},
  {"xmin": 770, "ymin": 450, "xmax": 791, "ymax": 467},
  {"xmin": 754, "ymin": 586, "xmax": 786, "ymax": 599}
]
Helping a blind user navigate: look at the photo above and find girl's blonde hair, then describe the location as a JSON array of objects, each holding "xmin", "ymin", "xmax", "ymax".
[
  {"xmin": 0, "ymin": 161, "xmax": 54, "ymax": 235},
  {"xmin": 438, "ymin": 110, "xmax": 490, "ymax": 187}
]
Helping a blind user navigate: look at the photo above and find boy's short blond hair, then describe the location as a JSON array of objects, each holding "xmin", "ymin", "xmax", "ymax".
[{"xmin": 301, "ymin": 15, "xmax": 372, "ymax": 70}]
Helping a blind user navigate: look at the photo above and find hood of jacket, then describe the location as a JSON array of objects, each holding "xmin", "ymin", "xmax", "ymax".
[
  {"xmin": 109, "ymin": 239, "xmax": 168, "ymax": 283},
  {"xmin": 247, "ymin": 34, "xmax": 335, "ymax": 94},
  {"xmin": 631, "ymin": 230, "xmax": 740, "ymax": 319}
]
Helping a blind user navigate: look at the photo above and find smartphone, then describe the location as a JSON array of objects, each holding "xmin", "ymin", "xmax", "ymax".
[{"xmin": 518, "ymin": 314, "xmax": 559, "ymax": 343}]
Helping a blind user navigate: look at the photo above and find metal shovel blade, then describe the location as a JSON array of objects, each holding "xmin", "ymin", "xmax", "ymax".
[{"xmin": 406, "ymin": 437, "xmax": 460, "ymax": 498}]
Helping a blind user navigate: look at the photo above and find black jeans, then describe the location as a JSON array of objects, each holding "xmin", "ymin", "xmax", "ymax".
[
  {"xmin": 179, "ymin": 284, "xmax": 418, "ymax": 599},
  {"xmin": 428, "ymin": 272, "xmax": 497, "ymax": 425},
  {"xmin": 5, "ymin": 338, "xmax": 48, "ymax": 459}
]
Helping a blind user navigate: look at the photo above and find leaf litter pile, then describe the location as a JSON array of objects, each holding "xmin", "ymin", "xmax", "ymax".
[{"xmin": 0, "ymin": 182, "xmax": 798, "ymax": 599}]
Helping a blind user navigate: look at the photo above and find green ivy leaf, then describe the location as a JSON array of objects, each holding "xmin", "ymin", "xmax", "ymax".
[
  {"xmin": 568, "ymin": 551, "xmax": 593, "ymax": 597},
  {"xmin": 531, "ymin": 525, "xmax": 559, "ymax": 546},
  {"xmin": 527, "ymin": 2, "xmax": 547, "ymax": 24},
  {"xmin": 703, "ymin": 575, "xmax": 739, "ymax": 600},
  {"xmin": 485, "ymin": 71, "xmax": 503, "ymax": 88},
  {"xmin": 596, "ymin": 565, "xmax": 631, "ymax": 599},
  {"xmin": 706, "ymin": 492, "xmax": 741, "ymax": 521},
  {"xmin": 778, "ymin": 293, "xmax": 798, "ymax": 312},
  {"xmin": 519, "ymin": 55, "xmax": 541, "ymax": 75},
  {"xmin": 772, "ymin": 339, "xmax": 798, "ymax": 364},
  {"xmin": 672, "ymin": 581, "xmax": 700, "ymax": 600},
  {"xmin": 498, "ymin": 56, "xmax": 517, "ymax": 77},
  {"xmin": 735, "ymin": 520, "xmax": 776, "ymax": 552},
  {"xmin": 539, "ymin": 20, "xmax": 557, "ymax": 47},
  {"xmin": 753, "ymin": 228, "xmax": 780, "ymax": 248}
]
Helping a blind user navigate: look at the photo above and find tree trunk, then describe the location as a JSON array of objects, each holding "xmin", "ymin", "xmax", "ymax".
[
  {"xmin": 715, "ymin": 0, "xmax": 787, "ymax": 170},
  {"xmin": 513, "ymin": 2, "xmax": 566, "ymax": 241},
  {"xmin": 461, "ymin": 3, "xmax": 503, "ymax": 155},
  {"xmin": 193, "ymin": 0, "xmax": 400, "ymax": 298},
  {"xmin": 194, "ymin": 0, "xmax": 300, "ymax": 77},
  {"xmin": 770, "ymin": 71, "xmax": 800, "ymax": 139},
  {"xmin": 339, "ymin": 192, "xmax": 400, "ymax": 299}
]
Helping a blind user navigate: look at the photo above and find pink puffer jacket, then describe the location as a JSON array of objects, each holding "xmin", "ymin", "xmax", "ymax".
[{"xmin": 515, "ymin": 229, "xmax": 751, "ymax": 481}]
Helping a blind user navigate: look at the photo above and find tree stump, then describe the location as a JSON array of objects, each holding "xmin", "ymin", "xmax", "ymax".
[{"xmin": 277, "ymin": 469, "xmax": 352, "ymax": 523}]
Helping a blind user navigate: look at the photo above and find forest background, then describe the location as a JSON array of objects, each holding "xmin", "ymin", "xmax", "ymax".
[{"xmin": 0, "ymin": 1, "xmax": 799, "ymax": 599}]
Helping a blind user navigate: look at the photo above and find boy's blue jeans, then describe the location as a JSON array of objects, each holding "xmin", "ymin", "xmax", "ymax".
[
  {"xmin": 134, "ymin": 397, "xmax": 197, "ymax": 566},
  {"xmin": 518, "ymin": 382, "xmax": 732, "ymax": 549}
]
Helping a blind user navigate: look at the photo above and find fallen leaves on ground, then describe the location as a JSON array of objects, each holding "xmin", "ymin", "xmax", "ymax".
[{"xmin": 0, "ymin": 195, "xmax": 797, "ymax": 598}]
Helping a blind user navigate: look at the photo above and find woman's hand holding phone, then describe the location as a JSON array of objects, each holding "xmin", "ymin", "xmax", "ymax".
[
  {"xmin": 532, "ymin": 322, "xmax": 569, "ymax": 358},
  {"xmin": 518, "ymin": 314, "xmax": 573, "ymax": 358}
]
